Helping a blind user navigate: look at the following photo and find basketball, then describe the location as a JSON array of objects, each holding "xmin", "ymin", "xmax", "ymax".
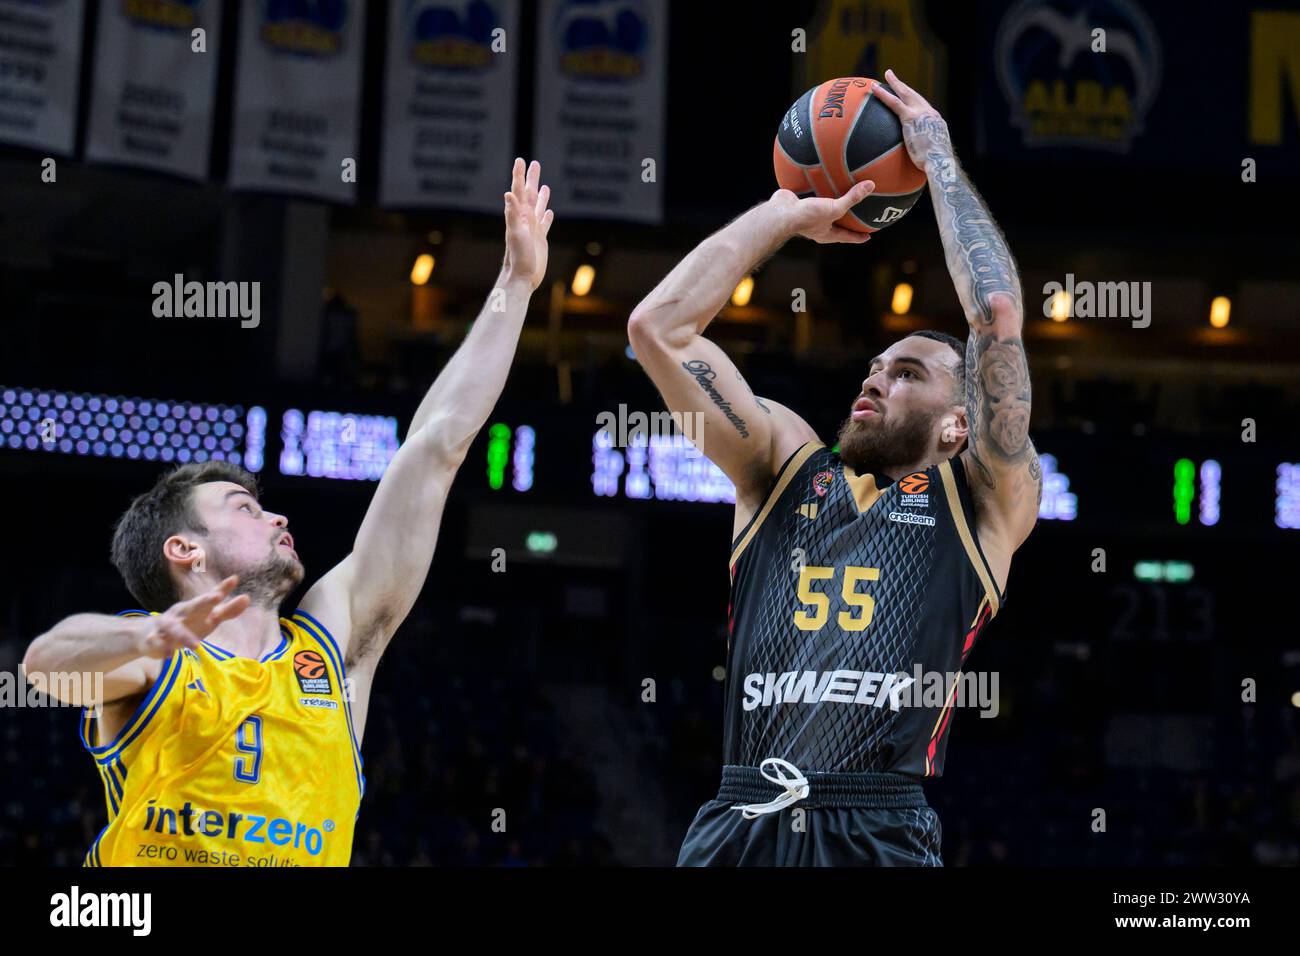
[{"xmin": 773, "ymin": 76, "xmax": 927, "ymax": 233}]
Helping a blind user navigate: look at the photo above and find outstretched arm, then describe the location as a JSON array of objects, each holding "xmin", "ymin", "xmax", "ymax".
[
  {"xmin": 876, "ymin": 72, "xmax": 1039, "ymax": 573},
  {"xmin": 300, "ymin": 158, "xmax": 553, "ymax": 673},
  {"xmin": 628, "ymin": 183, "xmax": 874, "ymax": 515}
]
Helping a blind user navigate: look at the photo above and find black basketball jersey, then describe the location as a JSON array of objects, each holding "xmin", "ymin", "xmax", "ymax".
[{"xmin": 723, "ymin": 442, "xmax": 1003, "ymax": 778}]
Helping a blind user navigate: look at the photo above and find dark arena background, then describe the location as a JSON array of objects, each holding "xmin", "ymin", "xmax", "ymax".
[{"xmin": 0, "ymin": 0, "xmax": 1298, "ymax": 894}]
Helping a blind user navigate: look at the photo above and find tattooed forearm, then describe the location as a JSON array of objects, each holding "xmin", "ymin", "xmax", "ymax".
[
  {"xmin": 968, "ymin": 334, "xmax": 1031, "ymax": 459},
  {"xmin": 683, "ymin": 359, "xmax": 750, "ymax": 438},
  {"xmin": 904, "ymin": 115, "xmax": 1021, "ymax": 325},
  {"xmin": 754, "ymin": 396, "xmax": 772, "ymax": 415},
  {"xmin": 966, "ymin": 331, "xmax": 1036, "ymax": 495}
]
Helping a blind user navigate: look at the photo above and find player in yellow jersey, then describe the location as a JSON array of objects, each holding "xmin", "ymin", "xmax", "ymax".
[{"xmin": 21, "ymin": 158, "xmax": 555, "ymax": 867}]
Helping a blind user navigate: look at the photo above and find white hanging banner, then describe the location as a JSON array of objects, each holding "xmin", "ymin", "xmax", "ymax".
[
  {"xmin": 532, "ymin": 0, "xmax": 666, "ymax": 224},
  {"xmin": 228, "ymin": 0, "xmax": 365, "ymax": 202},
  {"xmin": 0, "ymin": 0, "xmax": 86, "ymax": 155},
  {"xmin": 85, "ymin": 0, "xmax": 221, "ymax": 181},
  {"xmin": 380, "ymin": 0, "xmax": 520, "ymax": 211}
]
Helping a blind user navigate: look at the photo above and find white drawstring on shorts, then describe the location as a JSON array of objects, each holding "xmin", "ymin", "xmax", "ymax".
[{"xmin": 732, "ymin": 757, "xmax": 810, "ymax": 819}]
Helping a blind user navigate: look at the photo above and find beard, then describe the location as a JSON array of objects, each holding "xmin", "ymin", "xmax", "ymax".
[
  {"xmin": 217, "ymin": 548, "xmax": 304, "ymax": 609},
  {"xmin": 836, "ymin": 405, "xmax": 941, "ymax": 475}
]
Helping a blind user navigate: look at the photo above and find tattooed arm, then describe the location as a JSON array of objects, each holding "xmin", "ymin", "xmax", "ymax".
[
  {"xmin": 628, "ymin": 183, "xmax": 873, "ymax": 525},
  {"xmin": 876, "ymin": 71, "xmax": 1039, "ymax": 585}
]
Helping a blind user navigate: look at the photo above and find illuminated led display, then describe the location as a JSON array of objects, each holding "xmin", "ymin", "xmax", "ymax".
[
  {"xmin": 1037, "ymin": 453, "xmax": 1076, "ymax": 521},
  {"xmin": 1199, "ymin": 459, "xmax": 1221, "ymax": 526},
  {"xmin": 1173, "ymin": 458, "xmax": 1195, "ymax": 525},
  {"xmin": 1134, "ymin": 560, "xmax": 1195, "ymax": 583},
  {"xmin": 1174, "ymin": 457, "xmax": 1222, "ymax": 527},
  {"xmin": 279, "ymin": 409, "xmax": 398, "ymax": 480},
  {"xmin": 1277, "ymin": 463, "xmax": 1300, "ymax": 530},
  {"xmin": 0, "ymin": 386, "xmax": 255, "ymax": 466},
  {"xmin": 487, "ymin": 423, "xmax": 511, "ymax": 490},
  {"xmin": 486, "ymin": 423, "xmax": 535, "ymax": 492},
  {"xmin": 512, "ymin": 426, "xmax": 535, "ymax": 492},
  {"xmin": 592, "ymin": 430, "xmax": 734, "ymax": 504}
]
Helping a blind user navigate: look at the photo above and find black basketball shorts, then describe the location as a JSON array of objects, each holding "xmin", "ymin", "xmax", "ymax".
[{"xmin": 677, "ymin": 764, "xmax": 942, "ymax": 867}]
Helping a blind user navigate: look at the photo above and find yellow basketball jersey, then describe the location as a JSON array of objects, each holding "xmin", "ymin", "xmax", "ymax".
[{"xmin": 80, "ymin": 610, "xmax": 364, "ymax": 867}]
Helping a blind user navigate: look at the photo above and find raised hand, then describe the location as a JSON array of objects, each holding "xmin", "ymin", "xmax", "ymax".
[
  {"xmin": 769, "ymin": 179, "xmax": 875, "ymax": 244},
  {"xmin": 502, "ymin": 157, "xmax": 555, "ymax": 291},
  {"xmin": 138, "ymin": 575, "xmax": 249, "ymax": 659},
  {"xmin": 872, "ymin": 69, "xmax": 952, "ymax": 174}
]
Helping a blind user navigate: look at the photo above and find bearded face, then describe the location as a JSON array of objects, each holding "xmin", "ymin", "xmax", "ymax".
[
  {"xmin": 212, "ymin": 543, "xmax": 304, "ymax": 608},
  {"xmin": 183, "ymin": 482, "xmax": 304, "ymax": 610},
  {"xmin": 836, "ymin": 402, "xmax": 947, "ymax": 475}
]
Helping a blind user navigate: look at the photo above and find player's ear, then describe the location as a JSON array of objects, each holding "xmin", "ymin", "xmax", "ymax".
[
  {"xmin": 939, "ymin": 409, "xmax": 968, "ymax": 449},
  {"xmin": 164, "ymin": 535, "xmax": 205, "ymax": 575}
]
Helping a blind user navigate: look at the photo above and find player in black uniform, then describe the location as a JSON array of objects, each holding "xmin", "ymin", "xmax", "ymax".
[{"xmin": 628, "ymin": 71, "xmax": 1040, "ymax": 866}]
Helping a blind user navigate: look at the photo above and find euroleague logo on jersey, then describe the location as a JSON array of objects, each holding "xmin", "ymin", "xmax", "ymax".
[
  {"xmin": 812, "ymin": 470, "xmax": 835, "ymax": 497},
  {"xmin": 897, "ymin": 471, "xmax": 930, "ymax": 508},
  {"xmin": 293, "ymin": 650, "xmax": 332, "ymax": 696}
]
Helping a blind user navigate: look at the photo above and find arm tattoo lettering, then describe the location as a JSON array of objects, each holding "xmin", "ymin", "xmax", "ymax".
[{"xmin": 682, "ymin": 359, "xmax": 750, "ymax": 438}]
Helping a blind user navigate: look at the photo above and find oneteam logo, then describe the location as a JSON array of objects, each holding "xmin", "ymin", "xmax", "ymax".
[
  {"xmin": 889, "ymin": 511, "xmax": 935, "ymax": 527},
  {"xmin": 50, "ymin": 886, "xmax": 151, "ymax": 936}
]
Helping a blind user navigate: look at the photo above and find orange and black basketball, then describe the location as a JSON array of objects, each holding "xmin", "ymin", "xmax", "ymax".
[
  {"xmin": 294, "ymin": 650, "xmax": 327, "ymax": 680},
  {"xmin": 774, "ymin": 76, "xmax": 927, "ymax": 233}
]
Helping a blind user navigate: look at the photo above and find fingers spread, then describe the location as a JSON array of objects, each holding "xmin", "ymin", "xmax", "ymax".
[
  {"xmin": 884, "ymin": 69, "xmax": 916, "ymax": 97},
  {"xmin": 873, "ymin": 83, "xmax": 903, "ymax": 114},
  {"xmin": 510, "ymin": 156, "xmax": 525, "ymax": 198},
  {"xmin": 210, "ymin": 594, "xmax": 250, "ymax": 626},
  {"xmin": 525, "ymin": 160, "xmax": 540, "ymax": 206}
]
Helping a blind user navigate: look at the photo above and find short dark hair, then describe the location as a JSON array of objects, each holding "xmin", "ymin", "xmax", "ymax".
[
  {"xmin": 908, "ymin": 329, "xmax": 965, "ymax": 399},
  {"xmin": 110, "ymin": 462, "xmax": 259, "ymax": 611}
]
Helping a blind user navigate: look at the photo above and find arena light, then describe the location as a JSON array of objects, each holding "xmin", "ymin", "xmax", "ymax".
[
  {"xmin": 1049, "ymin": 291, "xmax": 1071, "ymax": 322},
  {"xmin": 731, "ymin": 276, "xmax": 754, "ymax": 307},
  {"xmin": 890, "ymin": 282, "xmax": 913, "ymax": 315},
  {"xmin": 1133, "ymin": 560, "xmax": 1195, "ymax": 583},
  {"xmin": 1173, "ymin": 458, "xmax": 1195, "ymax": 525},
  {"xmin": 0, "ymin": 386, "xmax": 257, "ymax": 466},
  {"xmin": 279, "ymin": 409, "xmax": 399, "ymax": 480},
  {"xmin": 571, "ymin": 264, "xmax": 596, "ymax": 297},
  {"xmin": 1209, "ymin": 295, "xmax": 1231, "ymax": 328},
  {"xmin": 487, "ymin": 423, "xmax": 511, "ymax": 490},
  {"xmin": 1199, "ymin": 459, "xmax": 1221, "ymax": 526},
  {"xmin": 1277, "ymin": 463, "xmax": 1300, "ymax": 529},
  {"xmin": 486, "ymin": 423, "xmax": 535, "ymax": 492},
  {"xmin": 410, "ymin": 253, "xmax": 435, "ymax": 286},
  {"xmin": 525, "ymin": 530, "xmax": 557, "ymax": 554}
]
